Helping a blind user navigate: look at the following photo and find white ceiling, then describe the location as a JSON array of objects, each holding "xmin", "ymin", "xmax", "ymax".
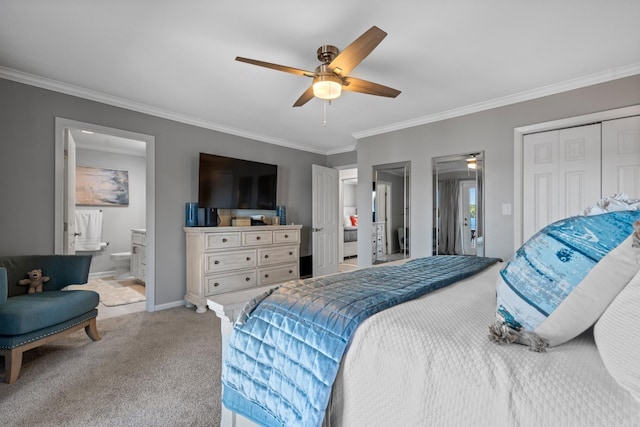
[{"xmin": 1, "ymin": 1, "xmax": 639, "ymax": 155}]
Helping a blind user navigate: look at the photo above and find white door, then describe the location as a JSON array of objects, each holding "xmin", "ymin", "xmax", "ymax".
[
  {"xmin": 602, "ymin": 115, "xmax": 640, "ymax": 198},
  {"xmin": 460, "ymin": 180, "xmax": 477, "ymax": 256},
  {"xmin": 312, "ymin": 164, "xmax": 339, "ymax": 277},
  {"xmin": 63, "ymin": 129, "xmax": 77, "ymax": 254},
  {"xmin": 522, "ymin": 123, "xmax": 601, "ymax": 241}
]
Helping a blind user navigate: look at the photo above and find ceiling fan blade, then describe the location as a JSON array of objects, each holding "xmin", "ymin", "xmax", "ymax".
[
  {"xmin": 328, "ymin": 26, "xmax": 387, "ymax": 76},
  {"xmin": 293, "ymin": 86, "xmax": 315, "ymax": 107},
  {"xmin": 342, "ymin": 77, "xmax": 401, "ymax": 98},
  {"xmin": 236, "ymin": 57, "xmax": 315, "ymax": 77}
]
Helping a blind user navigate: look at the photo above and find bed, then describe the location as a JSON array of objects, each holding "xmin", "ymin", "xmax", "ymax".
[
  {"xmin": 343, "ymin": 207, "xmax": 357, "ymax": 258},
  {"xmin": 215, "ymin": 207, "xmax": 640, "ymax": 427},
  {"xmin": 328, "ymin": 262, "xmax": 640, "ymax": 426}
]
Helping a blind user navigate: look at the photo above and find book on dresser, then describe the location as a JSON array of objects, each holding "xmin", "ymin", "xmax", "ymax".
[{"xmin": 184, "ymin": 224, "xmax": 302, "ymax": 313}]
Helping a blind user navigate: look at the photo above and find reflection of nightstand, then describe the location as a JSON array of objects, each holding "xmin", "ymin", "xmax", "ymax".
[
  {"xmin": 371, "ymin": 227, "xmax": 377, "ymax": 264},
  {"xmin": 373, "ymin": 221, "xmax": 387, "ymax": 262}
]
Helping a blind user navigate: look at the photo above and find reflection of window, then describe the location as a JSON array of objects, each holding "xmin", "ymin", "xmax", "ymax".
[{"xmin": 469, "ymin": 188, "xmax": 476, "ymax": 231}]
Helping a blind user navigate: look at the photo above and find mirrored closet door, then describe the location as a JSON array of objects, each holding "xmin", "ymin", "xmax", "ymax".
[
  {"xmin": 372, "ymin": 162, "xmax": 410, "ymax": 264},
  {"xmin": 432, "ymin": 152, "xmax": 484, "ymax": 257}
]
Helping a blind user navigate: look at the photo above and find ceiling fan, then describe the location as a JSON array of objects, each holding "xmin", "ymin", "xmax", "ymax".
[{"xmin": 236, "ymin": 26, "xmax": 401, "ymax": 107}]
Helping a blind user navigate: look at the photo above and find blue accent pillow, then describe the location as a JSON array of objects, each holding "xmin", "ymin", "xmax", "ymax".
[{"xmin": 495, "ymin": 211, "xmax": 640, "ymax": 348}]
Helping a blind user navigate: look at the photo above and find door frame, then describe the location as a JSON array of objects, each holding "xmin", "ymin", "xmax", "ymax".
[
  {"xmin": 513, "ymin": 105, "xmax": 640, "ymax": 251},
  {"xmin": 54, "ymin": 117, "xmax": 157, "ymax": 312},
  {"xmin": 376, "ymin": 180, "xmax": 392, "ymax": 255}
]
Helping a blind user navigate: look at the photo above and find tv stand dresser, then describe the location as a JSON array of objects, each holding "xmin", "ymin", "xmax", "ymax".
[{"xmin": 184, "ymin": 224, "xmax": 302, "ymax": 313}]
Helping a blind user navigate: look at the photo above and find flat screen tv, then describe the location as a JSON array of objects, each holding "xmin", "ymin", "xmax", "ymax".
[{"xmin": 198, "ymin": 153, "xmax": 278, "ymax": 210}]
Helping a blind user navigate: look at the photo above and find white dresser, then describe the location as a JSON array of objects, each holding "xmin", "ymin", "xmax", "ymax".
[{"xmin": 184, "ymin": 224, "xmax": 302, "ymax": 313}]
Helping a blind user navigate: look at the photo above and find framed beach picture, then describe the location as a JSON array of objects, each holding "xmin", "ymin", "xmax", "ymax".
[{"xmin": 76, "ymin": 166, "xmax": 129, "ymax": 206}]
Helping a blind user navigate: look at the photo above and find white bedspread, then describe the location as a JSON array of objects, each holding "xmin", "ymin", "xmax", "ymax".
[{"xmin": 328, "ymin": 263, "xmax": 640, "ymax": 426}]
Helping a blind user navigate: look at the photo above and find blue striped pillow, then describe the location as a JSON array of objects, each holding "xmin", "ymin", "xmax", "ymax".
[{"xmin": 495, "ymin": 211, "xmax": 640, "ymax": 348}]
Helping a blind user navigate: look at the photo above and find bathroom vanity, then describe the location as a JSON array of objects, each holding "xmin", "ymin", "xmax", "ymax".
[{"xmin": 131, "ymin": 229, "xmax": 146, "ymax": 283}]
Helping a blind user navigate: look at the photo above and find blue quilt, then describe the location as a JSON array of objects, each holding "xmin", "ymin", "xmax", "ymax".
[{"xmin": 221, "ymin": 255, "xmax": 500, "ymax": 427}]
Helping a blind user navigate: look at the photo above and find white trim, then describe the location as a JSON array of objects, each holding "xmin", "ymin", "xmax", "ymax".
[
  {"xmin": 54, "ymin": 118, "xmax": 157, "ymax": 312},
  {"xmin": 354, "ymin": 63, "xmax": 640, "ymax": 140},
  {"xmin": 3, "ymin": 64, "xmax": 639, "ymax": 155},
  {"xmin": 153, "ymin": 300, "xmax": 188, "ymax": 312},
  {"xmin": 513, "ymin": 104, "xmax": 640, "ymax": 251},
  {"xmin": 1, "ymin": 66, "xmax": 326, "ymax": 155}
]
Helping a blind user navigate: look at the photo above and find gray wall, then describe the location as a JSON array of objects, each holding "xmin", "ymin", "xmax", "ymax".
[
  {"xmin": 3, "ymin": 75, "xmax": 640, "ymax": 304},
  {"xmin": 75, "ymin": 148, "xmax": 146, "ymax": 274},
  {"xmin": 343, "ymin": 182, "xmax": 357, "ymax": 207},
  {"xmin": 357, "ymin": 75, "xmax": 640, "ymax": 264},
  {"xmin": 0, "ymin": 78, "xmax": 326, "ymax": 307},
  {"xmin": 327, "ymin": 150, "xmax": 357, "ymax": 168}
]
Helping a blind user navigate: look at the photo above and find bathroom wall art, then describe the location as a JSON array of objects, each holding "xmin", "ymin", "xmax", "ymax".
[{"xmin": 76, "ymin": 166, "xmax": 129, "ymax": 206}]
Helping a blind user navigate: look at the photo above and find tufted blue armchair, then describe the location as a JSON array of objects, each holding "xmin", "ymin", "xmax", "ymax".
[{"xmin": 0, "ymin": 255, "xmax": 100, "ymax": 384}]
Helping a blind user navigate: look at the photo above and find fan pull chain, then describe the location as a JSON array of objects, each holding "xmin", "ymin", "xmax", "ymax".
[
  {"xmin": 323, "ymin": 100, "xmax": 332, "ymax": 126},
  {"xmin": 323, "ymin": 100, "xmax": 327, "ymax": 126}
]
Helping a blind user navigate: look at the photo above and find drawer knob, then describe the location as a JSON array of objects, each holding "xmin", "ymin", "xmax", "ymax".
[
  {"xmin": 245, "ymin": 277, "xmax": 250, "ymax": 282},
  {"xmin": 222, "ymin": 238, "xmax": 227, "ymax": 243},
  {"xmin": 264, "ymin": 254, "xmax": 269, "ymax": 259},
  {"xmin": 214, "ymin": 260, "xmax": 220, "ymax": 265},
  {"xmin": 284, "ymin": 234, "xmax": 289, "ymax": 238},
  {"xmin": 256, "ymin": 236, "xmax": 261, "ymax": 240},
  {"xmin": 265, "ymin": 274, "xmax": 269, "ymax": 278},
  {"xmin": 289, "ymin": 252, "xmax": 293, "ymax": 256},
  {"xmin": 246, "ymin": 257, "xmax": 251, "ymax": 261},
  {"xmin": 214, "ymin": 282, "xmax": 220, "ymax": 287},
  {"xmin": 289, "ymin": 270, "xmax": 293, "ymax": 274}
]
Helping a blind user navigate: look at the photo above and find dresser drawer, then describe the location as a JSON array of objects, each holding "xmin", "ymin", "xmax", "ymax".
[
  {"xmin": 243, "ymin": 230, "xmax": 273, "ymax": 246},
  {"xmin": 205, "ymin": 270, "xmax": 257, "ymax": 295},
  {"xmin": 205, "ymin": 232, "xmax": 241, "ymax": 250},
  {"xmin": 205, "ymin": 249, "xmax": 256, "ymax": 273},
  {"xmin": 258, "ymin": 264, "xmax": 298, "ymax": 286},
  {"xmin": 273, "ymin": 229, "xmax": 299, "ymax": 244},
  {"xmin": 257, "ymin": 246, "xmax": 298, "ymax": 266}
]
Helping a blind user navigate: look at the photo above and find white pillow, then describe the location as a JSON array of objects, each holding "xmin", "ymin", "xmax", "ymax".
[
  {"xmin": 594, "ymin": 269, "xmax": 640, "ymax": 404},
  {"xmin": 494, "ymin": 211, "xmax": 640, "ymax": 349}
]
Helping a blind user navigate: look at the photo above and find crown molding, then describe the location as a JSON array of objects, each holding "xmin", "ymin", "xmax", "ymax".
[
  {"xmin": 352, "ymin": 62, "xmax": 640, "ymax": 140},
  {"xmin": 3, "ymin": 63, "xmax": 639, "ymax": 155},
  {"xmin": 0, "ymin": 66, "xmax": 328, "ymax": 155}
]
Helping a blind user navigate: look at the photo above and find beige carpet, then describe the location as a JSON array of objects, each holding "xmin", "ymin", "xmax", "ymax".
[
  {"xmin": 0, "ymin": 306, "xmax": 222, "ymax": 426},
  {"xmin": 69, "ymin": 278, "xmax": 146, "ymax": 306}
]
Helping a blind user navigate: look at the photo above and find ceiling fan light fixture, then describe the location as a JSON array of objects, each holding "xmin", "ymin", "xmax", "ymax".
[{"xmin": 313, "ymin": 74, "xmax": 342, "ymax": 100}]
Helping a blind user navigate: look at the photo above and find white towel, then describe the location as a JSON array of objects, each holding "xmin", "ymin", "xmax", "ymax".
[{"xmin": 75, "ymin": 210, "xmax": 103, "ymax": 251}]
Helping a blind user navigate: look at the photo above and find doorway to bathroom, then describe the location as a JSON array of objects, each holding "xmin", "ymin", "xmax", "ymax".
[{"xmin": 54, "ymin": 118, "xmax": 155, "ymax": 315}]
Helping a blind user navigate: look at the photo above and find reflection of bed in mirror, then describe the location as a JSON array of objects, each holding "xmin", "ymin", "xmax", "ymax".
[{"xmin": 343, "ymin": 206, "xmax": 357, "ymax": 258}]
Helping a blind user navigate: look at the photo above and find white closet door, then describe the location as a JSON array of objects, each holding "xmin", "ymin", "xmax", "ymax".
[
  {"xmin": 602, "ymin": 115, "xmax": 640, "ymax": 198},
  {"xmin": 522, "ymin": 124, "xmax": 601, "ymax": 241}
]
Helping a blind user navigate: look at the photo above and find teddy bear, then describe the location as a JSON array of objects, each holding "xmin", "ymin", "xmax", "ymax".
[{"xmin": 18, "ymin": 268, "xmax": 50, "ymax": 293}]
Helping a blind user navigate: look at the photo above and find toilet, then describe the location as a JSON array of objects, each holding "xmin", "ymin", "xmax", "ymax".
[{"xmin": 110, "ymin": 251, "xmax": 133, "ymax": 280}]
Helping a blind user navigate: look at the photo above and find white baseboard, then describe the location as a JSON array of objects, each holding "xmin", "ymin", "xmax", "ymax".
[{"xmin": 152, "ymin": 300, "xmax": 189, "ymax": 312}]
